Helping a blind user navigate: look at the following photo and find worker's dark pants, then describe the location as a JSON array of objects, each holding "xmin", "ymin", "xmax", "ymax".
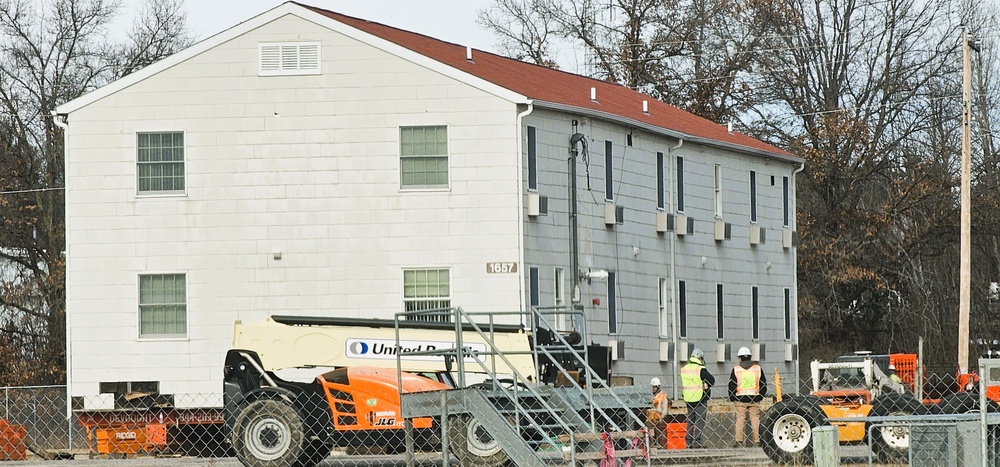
[{"xmin": 686, "ymin": 401, "xmax": 707, "ymax": 448}]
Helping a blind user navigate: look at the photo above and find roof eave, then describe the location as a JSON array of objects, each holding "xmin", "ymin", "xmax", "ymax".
[{"xmin": 533, "ymin": 100, "xmax": 802, "ymax": 164}]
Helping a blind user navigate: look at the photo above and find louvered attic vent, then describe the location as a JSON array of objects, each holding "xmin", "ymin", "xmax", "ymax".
[{"xmin": 259, "ymin": 42, "xmax": 321, "ymax": 76}]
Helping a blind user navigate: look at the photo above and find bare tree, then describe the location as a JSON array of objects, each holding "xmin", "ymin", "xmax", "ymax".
[{"xmin": 0, "ymin": 0, "xmax": 193, "ymax": 385}]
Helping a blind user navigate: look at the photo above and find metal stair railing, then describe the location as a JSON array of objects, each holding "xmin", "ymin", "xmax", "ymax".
[{"xmin": 395, "ymin": 306, "xmax": 650, "ymax": 466}]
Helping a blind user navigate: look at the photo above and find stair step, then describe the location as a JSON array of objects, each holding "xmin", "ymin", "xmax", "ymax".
[
  {"xmin": 557, "ymin": 429, "xmax": 646, "ymax": 443},
  {"xmin": 563, "ymin": 448, "xmax": 646, "ymax": 461}
]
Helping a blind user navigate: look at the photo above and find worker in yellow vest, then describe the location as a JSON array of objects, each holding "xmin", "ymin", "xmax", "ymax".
[
  {"xmin": 680, "ymin": 348, "xmax": 714, "ymax": 449},
  {"xmin": 646, "ymin": 377, "xmax": 669, "ymax": 447},
  {"xmin": 728, "ymin": 346, "xmax": 767, "ymax": 447}
]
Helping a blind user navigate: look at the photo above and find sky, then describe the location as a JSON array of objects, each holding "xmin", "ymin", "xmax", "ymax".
[{"xmin": 119, "ymin": 0, "xmax": 499, "ymax": 53}]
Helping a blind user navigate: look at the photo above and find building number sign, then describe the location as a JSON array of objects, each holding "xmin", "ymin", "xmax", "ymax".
[{"xmin": 486, "ymin": 262, "xmax": 518, "ymax": 274}]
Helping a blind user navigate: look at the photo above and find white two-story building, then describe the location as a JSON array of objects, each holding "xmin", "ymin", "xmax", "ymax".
[{"xmin": 57, "ymin": 2, "xmax": 803, "ymax": 408}]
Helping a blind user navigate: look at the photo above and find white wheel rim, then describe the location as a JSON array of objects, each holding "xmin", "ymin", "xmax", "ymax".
[
  {"xmin": 465, "ymin": 418, "xmax": 502, "ymax": 457},
  {"xmin": 772, "ymin": 413, "xmax": 811, "ymax": 453},
  {"xmin": 880, "ymin": 412, "xmax": 910, "ymax": 450},
  {"xmin": 246, "ymin": 416, "xmax": 291, "ymax": 461}
]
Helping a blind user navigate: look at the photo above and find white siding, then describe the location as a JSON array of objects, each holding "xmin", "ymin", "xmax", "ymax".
[{"xmin": 66, "ymin": 15, "xmax": 523, "ymax": 399}]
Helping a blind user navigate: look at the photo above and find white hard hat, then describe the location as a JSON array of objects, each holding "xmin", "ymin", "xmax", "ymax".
[
  {"xmin": 888, "ymin": 364, "xmax": 896, "ymax": 370},
  {"xmin": 738, "ymin": 347, "xmax": 752, "ymax": 357},
  {"xmin": 651, "ymin": 377, "xmax": 661, "ymax": 386},
  {"xmin": 690, "ymin": 348, "xmax": 705, "ymax": 362}
]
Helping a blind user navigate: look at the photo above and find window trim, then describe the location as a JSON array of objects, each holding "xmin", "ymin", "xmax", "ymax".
[
  {"xmin": 752, "ymin": 286, "xmax": 760, "ymax": 340},
  {"xmin": 399, "ymin": 125, "xmax": 451, "ymax": 190},
  {"xmin": 605, "ymin": 140, "xmax": 614, "ymax": 202},
  {"xmin": 784, "ymin": 288, "xmax": 792, "ymax": 340},
  {"xmin": 136, "ymin": 131, "xmax": 187, "ymax": 197},
  {"xmin": 658, "ymin": 277, "xmax": 669, "ymax": 338},
  {"xmin": 656, "ymin": 152, "xmax": 665, "ymax": 210},
  {"xmin": 137, "ymin": 272, "xmax": 188, "ymax": 340},
  {"xmin": 783, "ymin": 176, "xmax": 790, "ymax": 227},
  {"xmin": 678, "ymin": 280, "xmax": 687, "ymax": 338},
  {"xmin": 676, "ymin": 156, "xmax": 685, "ymax": 213},
  {"xmin": 716, "ymin": 283, "xmax": 724, "ymax": 340},
  {"xmin": 527, "ymin": 126, "xmax": 537, "ymax": 191},
  {"xmin": 608, "ymin": 271, "xmax": 618, "ymax": 334},
  {"xmin": 714, "ymin": 164, "xmax": 723, "ymax": 218},
  {"xmin": 750, "ymin": 170, "xmax": 758, "ymax": 223},
  {"xmin": 402, "ymin": 267, "xmax": 452, "ymax": 322},
  {"xmin": 258, "ymin": 41, "xmax": 321, "ymax": 76}
]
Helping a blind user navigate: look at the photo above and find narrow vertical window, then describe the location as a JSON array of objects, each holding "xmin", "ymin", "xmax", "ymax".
[
  {"xmin": 529, "ymin": 266, "xmax": 540, "ymax": 329},
  {"xmin": 676, "ymin": 156, "xmax": 685, "ymax": 212},
  {"xmin": 608, "ymin": 272, "xmax": 617, "ymax": 334},
  {"xmin": 554, "ymin": 268, "xmax": 565, "ymax": 329},
  {"xmin": 605, "ymin": 140, "xmax": 614, "ymax": 201},
  {"xmin": 783, "ymin": 176, "xmax": 790, "ymax": 227},
  {"xmin": 659, "ymin": 278, "xmax": 669, "ymax": 337},
  {"xmin": 784, "ymin": 288, "xmax": 792, "ymax": 340},
  {"xmin": 678, "ymin": 280, "xmax": 687, "ymax": 338},
  {"xmin": 714, "ymin": 164, "xmax": 723, "ymax": 218},
  {"xmin": 716, "ymin": 283, "xmax": 724, "ymax": 339},
  {"xmin": 527, "ymin": 126, "xmax": 537, "ymax": 191},
  {"xmin": 656, "ymin": 152, "xmax": 665, "ymax": 210},
  {"xmin": 750, "ymin": 170, "xmax": 758, "ymax": 223},
  {"xmin": 528, "ymin": 266, "xmax": 539, "ymax": 308},
  {"xmin": 752, "ymin": 286, "xmax": 760, "ymax": 340}
]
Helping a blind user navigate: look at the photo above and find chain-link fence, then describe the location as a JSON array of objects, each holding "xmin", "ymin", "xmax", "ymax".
[{"xmin": 0, "ymin": 381, "xmax": 999, "ymax": 465}]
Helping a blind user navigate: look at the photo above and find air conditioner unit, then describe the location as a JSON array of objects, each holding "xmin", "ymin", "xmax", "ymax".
[
  {"xmin": 604, "ymin": 202, "xmax": 624, "ymax": 225},
  {"xmin": 659, "ymin": 341, "xmax": 674, "ymax": 362},
  {"xmin": 656, "ymin": 211, "xmax": 671, "ymax": 233},
  {"xmin": 782, "ymin": 228, "xmax": 797, "ymax": 249},
  {"xmin": 750, "ymin": 225, "xmax": 766, "ymax": 245},
  {"xmin": 675, "ymin": 215, "xmax": 690, "ymax": 236},
  {"xmin": 752, "ymin": 343, "xmax": 766, "ymax": 361},
  {"xmin": 714, "ymin": 221, "xmax": 732, "ymax": 241},
  {"xmin": 678, "ymin": 341, "xmax": 691, "ymax": 362},
  {"xmin": 716, "ymin": 343, "xmax": 731, "ymax": 363},
  {"xmin": 527, "ymin": 193, "xmax": 548, "ymax": 217},
  {"xmin": 784, "ymin": 343, "xmax": 798, "ymax": 362},
  {"xmin": 609, "ymin": 339, "xmax": 619, "ymax": 361}
]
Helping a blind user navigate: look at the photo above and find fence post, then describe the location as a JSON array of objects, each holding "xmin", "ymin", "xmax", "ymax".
[{"xmin": 813, "ymin": 425, "xmax": 839, "ymax": 467}]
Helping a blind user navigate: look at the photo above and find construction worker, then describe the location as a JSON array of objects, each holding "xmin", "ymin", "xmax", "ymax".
[
  {"xmin": 681, "ymin": 348, "xmax": 714, "ymax": 448},
  {"xmin": 888, "ymin": 364, "xmax": 902, "ymax": 383},
  {"xmin": 646, "ymin": 377, "xmax": 669, "ymax": 448},
  {"xmin": 728, "ymin": 346, "xmax": 767, "ymax": 447}
]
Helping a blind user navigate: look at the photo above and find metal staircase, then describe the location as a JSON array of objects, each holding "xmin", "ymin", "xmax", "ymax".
[{"xmin": 397, "ymin": 306, "xmax": 650, "ymax": 466}]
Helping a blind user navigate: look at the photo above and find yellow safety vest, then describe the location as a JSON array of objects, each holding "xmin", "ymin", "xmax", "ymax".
[
  {"xmin": 734, "ymin": 364, "xmax": 761, "ymax": 396},
  {"xmin": 681, "ymin": 363, "xmax": 704, "ymax": 403}
]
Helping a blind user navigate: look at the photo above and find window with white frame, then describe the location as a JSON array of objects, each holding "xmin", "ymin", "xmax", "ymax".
[
  {"xmin": 139, "ymin": 274, "xmax": 187, "ymax": 338},
  {"xmin": 605, "ymin": 140, "xmax": 614, "ymax": 201},
  {"xmin": 678, "ymin": 280, "xmax": 687, "ymax": 338},
  {"xmin": 784, "ymin": 288, "xmax": 792, "ymax": 340},
  {"xmin": 403, "ymin": 269, "xmax": 451, "ymax": 322},
  {"xmin": 714, "ymin": 164, "xmax": 723, "ymax": 218},
  {"xmin": 400, "ymin": 126, "xmax": 448, "ymax": 188},
  {"xmin": 258, "ymin": 42, "xmax": 320, "ymax": 76},
  {"xmin": 527, "ymin": 126, "xmax": 537, "ymax": 190},
  {"xmin": 608, "ymin": 271, "xmax": 617, "ymax": 334},
  {"xmin": 656, "ymin": 152, "xmax": 665, "ymax": 210},
  {"xmin": 716, "ymin": 283, "xmax": 725, "ymax": 339},
  {"xmin": 676, "ymin": 156, "xmax": 685, "ymax": 212},
  {"xmin": 752, "ymin": 286, "xmax": 760, "ymax": 340},
  {"xmin": 783, "ymin": 176, "xmax": 790, "ymax": 227},
  {"xmin": 659, "ymin": 277, "xmax": 669, "ymax": 337},
  {"xmin": 750, "ymin": 170, "xmax": 758, "ymax": 223},
  {"xmin": 137, "ymin": 132, "xmax": 184, "ymax": 193}
]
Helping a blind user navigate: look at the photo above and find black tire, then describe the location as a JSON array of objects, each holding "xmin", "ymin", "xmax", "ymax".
[
  {"xmin": 867, "ymin": 393, "xmax": 924, "ymax": 462},
  {"xmin": 299, "ymin": 440, "xmax": 332, "ymax": 466},
  {"xmin": 448, "ymin": 415, "xmax": 510, "ymax": 467},
  {"xmin": 760, "ymin": 397, "xmax": 829, "ymax": 465},
  {"xmin": 938, "ymin": 392, "xmax": 1000, "ymax": 414},
  {"xmin": 232, "ymin": 399, "xmax": 306, "ymax": 467}
]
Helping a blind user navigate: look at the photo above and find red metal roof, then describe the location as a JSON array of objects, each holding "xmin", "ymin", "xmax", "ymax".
[{"xmin": 300, "ymin": 3, "xmax": 795, "ymax": 160}]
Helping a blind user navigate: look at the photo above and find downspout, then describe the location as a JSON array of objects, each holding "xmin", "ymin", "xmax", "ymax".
[
  {"xmin": 51, "ymin": 111, "xmax": 70, "ymax": 420},
  {"xmin": 516, "ymin": 102, "xmax": 534, "ymax": 324},
  {"xmin": 669, "ymin": 138, "xmax": 683, "ymax": 400},
  {"xmin": 791, "ymin": 161, "xmax": 804, "ymax": 392}
]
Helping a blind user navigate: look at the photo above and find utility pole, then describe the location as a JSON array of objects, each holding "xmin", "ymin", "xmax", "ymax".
[{"xmin": 959, "ymin": 27, "xmax": 974, "ymax": 374}]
